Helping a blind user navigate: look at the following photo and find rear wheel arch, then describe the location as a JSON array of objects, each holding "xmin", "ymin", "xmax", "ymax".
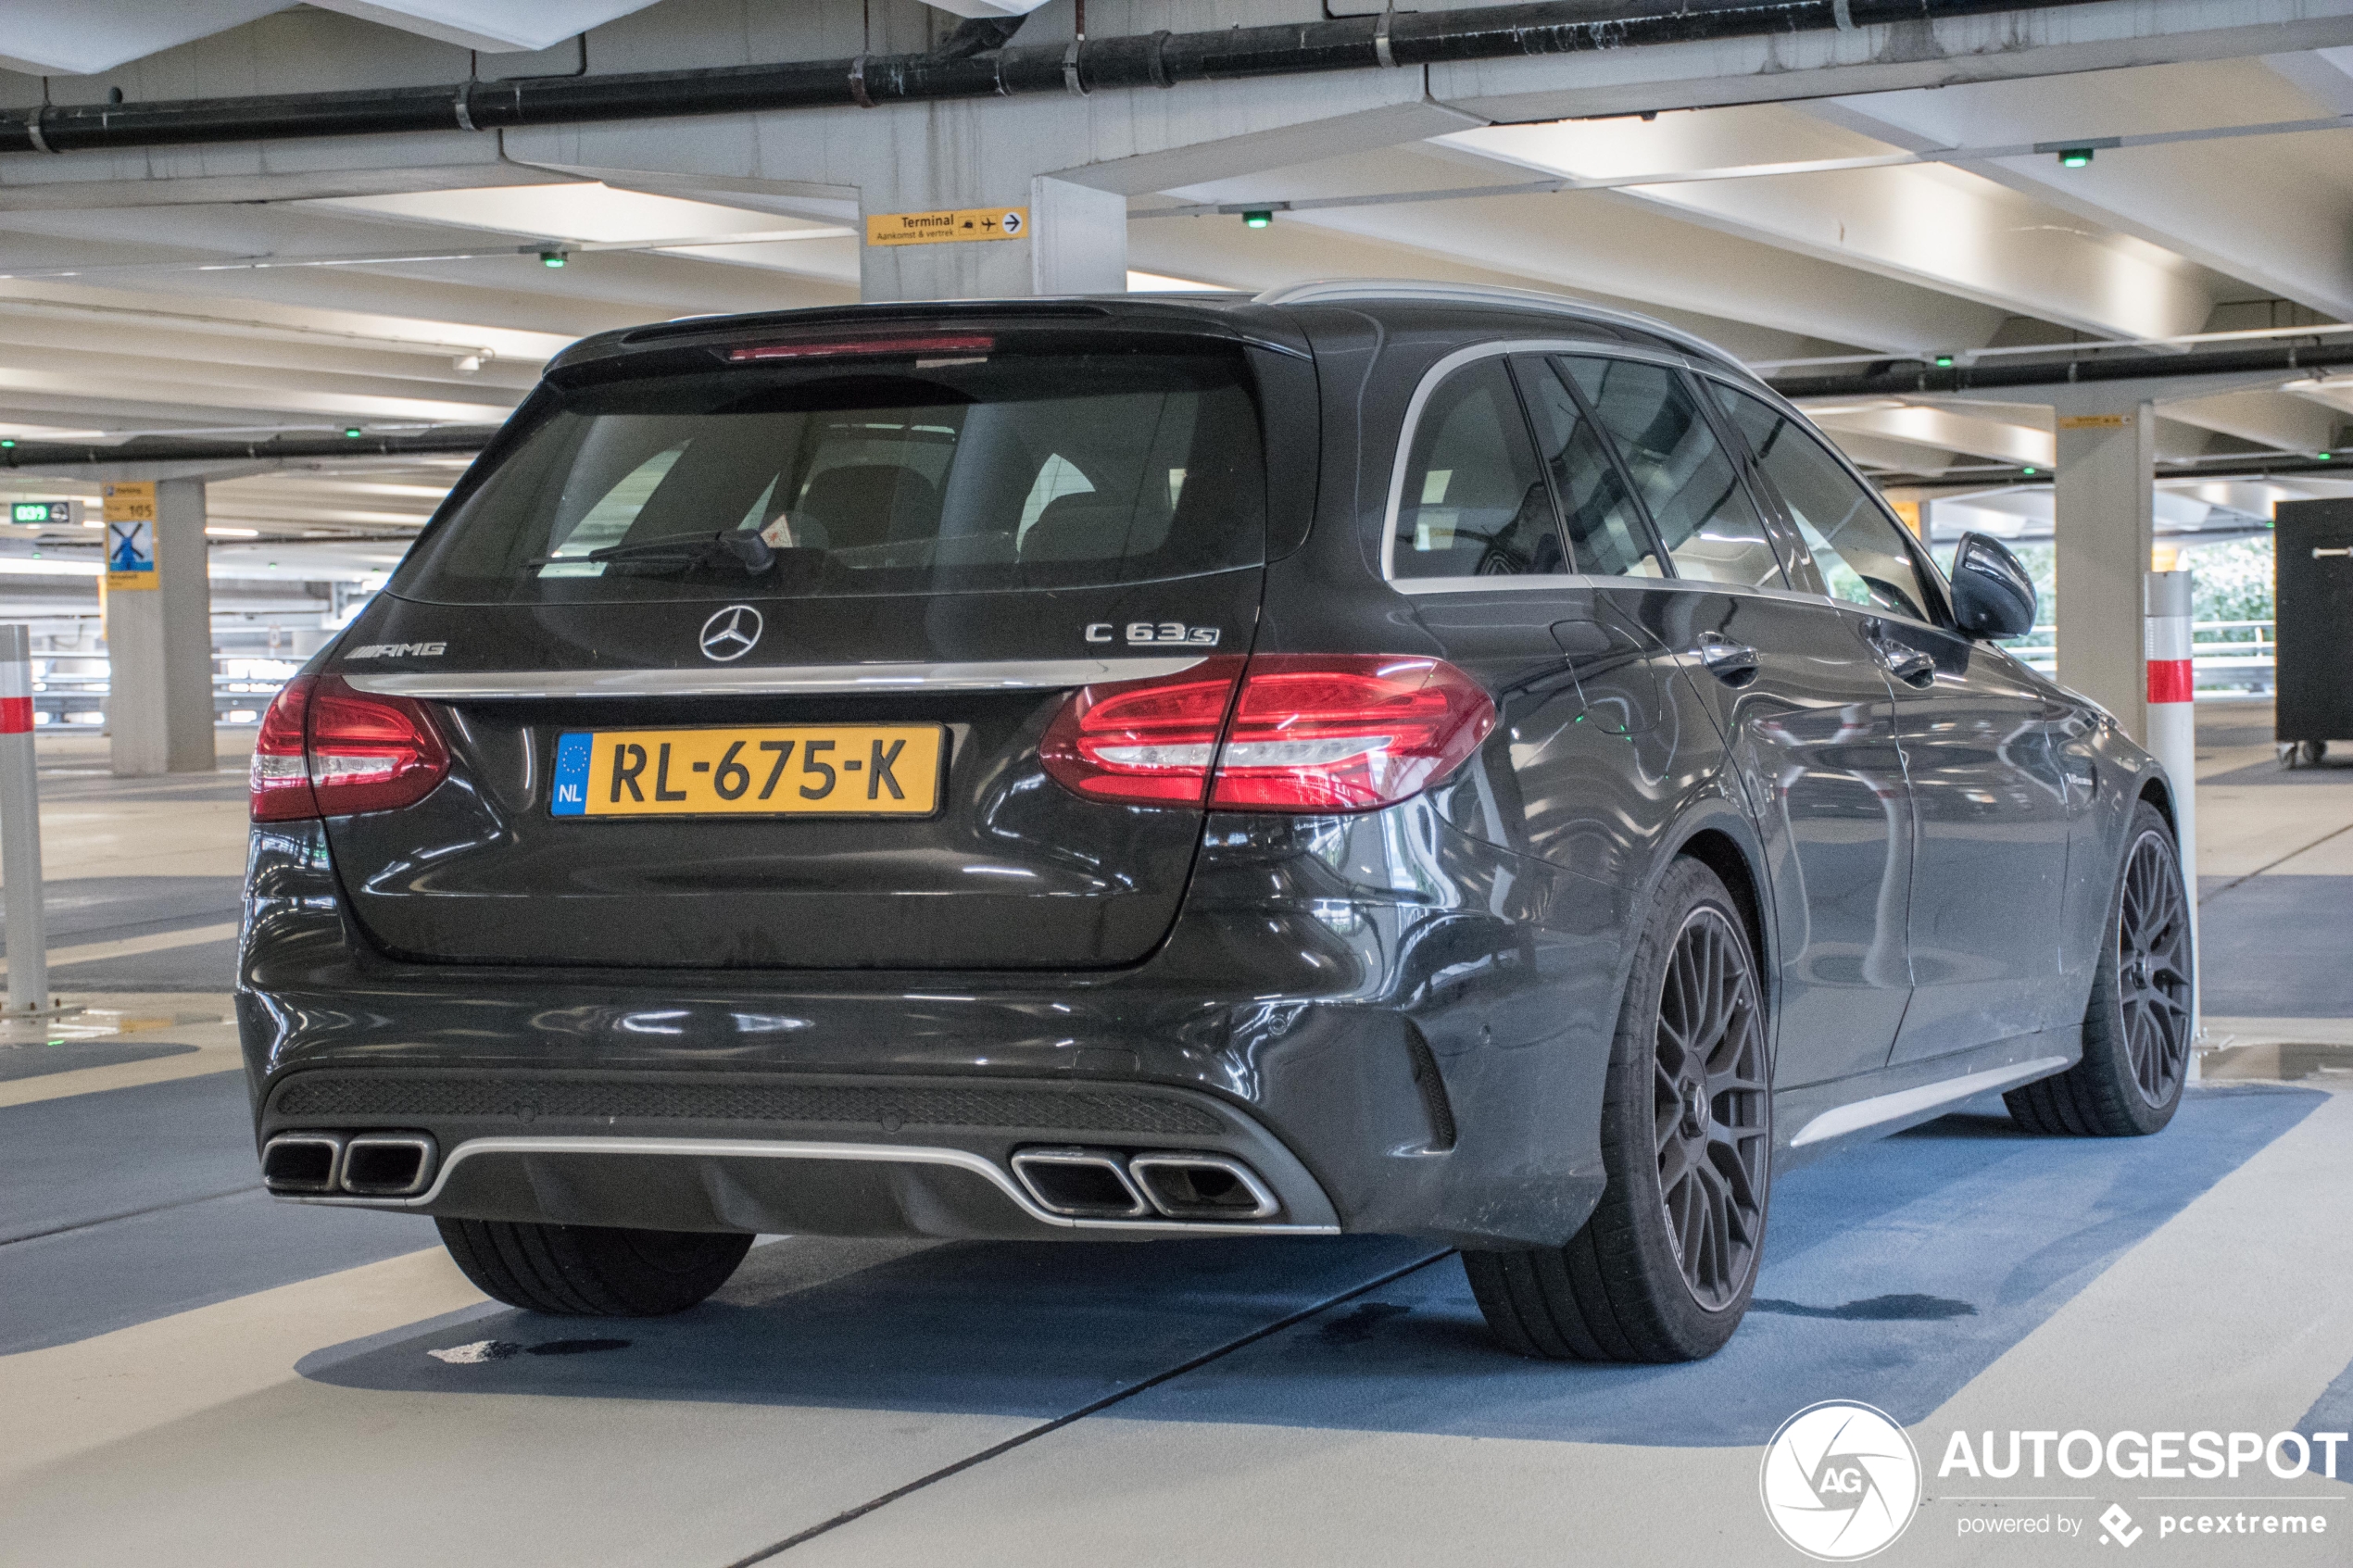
[
  {"xmin": 2135, "ymin": 772, "xmax": 2178, "ymax": 840},
  {"xmin": 1670, "ymin": 822, "xmax": 1775, "ymax": 1020}
]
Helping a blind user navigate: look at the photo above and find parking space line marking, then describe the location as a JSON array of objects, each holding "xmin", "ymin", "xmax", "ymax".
[
  {"xmin": 720, "ymin": 1248, "xmax": 1455, "ymax": 1567},
  {"xmin": 0, "ymin": 920, "xmax": 240, "ymax": 973}
]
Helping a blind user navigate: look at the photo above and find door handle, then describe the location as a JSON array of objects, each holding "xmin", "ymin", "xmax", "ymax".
[{"xmin": 1692, "ymin": 631, "xmax": 1760, "ymax": 684}]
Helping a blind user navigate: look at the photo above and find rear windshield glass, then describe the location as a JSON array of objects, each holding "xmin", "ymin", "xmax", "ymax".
[{"xmin": 389, "ymin": 339, "xmax": 1268, "ymax": 604}]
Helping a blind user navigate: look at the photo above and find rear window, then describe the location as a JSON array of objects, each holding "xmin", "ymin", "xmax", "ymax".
[{"xmin": 390, "ymin": 337, "xmax": 1267, "ymax": 604}]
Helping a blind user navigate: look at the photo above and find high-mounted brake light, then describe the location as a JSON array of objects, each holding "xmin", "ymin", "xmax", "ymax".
[
  {"xmin": 727, "ymin": 334, "xmax": 996, "ymax": 363},
  {"xmin": 250, "ymin": 673, "xmax": 449, "ymax": 822},
  {"xmin": 1040, "ymin": 655, "xmax": 1496, "ymax": 813}
]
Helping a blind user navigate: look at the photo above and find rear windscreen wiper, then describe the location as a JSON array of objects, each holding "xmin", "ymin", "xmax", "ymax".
[{"xmin": 531, "ymin": 532, "xmax": 775, "ymax": 575}]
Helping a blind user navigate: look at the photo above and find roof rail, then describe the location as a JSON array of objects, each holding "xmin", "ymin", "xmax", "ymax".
[{"xmin": 1252, "ymin": 279, "xmax": 1761, "ymax": 383}]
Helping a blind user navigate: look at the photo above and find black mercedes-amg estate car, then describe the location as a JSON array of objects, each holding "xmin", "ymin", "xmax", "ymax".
[{"xmin": 241, "ymin": 281, "xmax": 2191, "ymax": 1361}]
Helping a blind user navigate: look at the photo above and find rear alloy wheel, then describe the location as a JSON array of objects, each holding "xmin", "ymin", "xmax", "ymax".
[
  {"xmin": 2006, "ymin": 799, "xmax": 2191, "ymax": 1137},
  {"xmin": 437, "ymin": 1219, "xmax": 751, "ymax": 1316},
  {"xmin": 1465, "ymin": 857, "xmax": 1771, "ymax": 1361}
]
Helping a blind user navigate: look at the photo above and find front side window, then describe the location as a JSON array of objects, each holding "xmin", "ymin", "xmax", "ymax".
[
  {"xmin": 1391, "ymin": 358, "xmax": 1563, "ymax": 581},
  {"xmin": 1712, "ymin": 384, "xmax": 1936, "ymax": 623},
  {"xmin": 1513, "ymin": 358, "xmax": 1663, "ymax": 578},
  {"xmin": 1560, "ymin": 356, "xmax": 1785, "ymax": 590}
]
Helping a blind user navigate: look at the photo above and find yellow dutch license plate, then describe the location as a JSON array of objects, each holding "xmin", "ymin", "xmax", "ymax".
[{"xmin": 549, "ymin": 726, "xmax": 944, "ymax": 818}]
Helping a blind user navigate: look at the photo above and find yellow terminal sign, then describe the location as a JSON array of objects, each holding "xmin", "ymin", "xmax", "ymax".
[
  {"xmin": 864, "ymin": 207, "xmax": 1029, "ymax": 247},
  {"xmin": 102, "ymin": 481, "xmax": 158, "ymax": 592}
]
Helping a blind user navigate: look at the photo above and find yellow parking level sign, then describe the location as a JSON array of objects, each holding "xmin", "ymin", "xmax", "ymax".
[
  {"xmin": 865, "ymin": 207, "xmax": 1028, "ymax": 246},
  {"xmin": 102, "ymin": 481, "xmax": 157, "ymax": 592}
]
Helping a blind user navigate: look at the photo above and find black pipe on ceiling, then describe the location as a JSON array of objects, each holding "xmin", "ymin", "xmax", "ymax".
[
  {"xmin": 1768, "ymin": 340, "xmax": 2353, "ymax": 401},
  {"xmin": 0, "ymin": 428, "xmax": 501, "ymax": 470},
  {"xmin": 0, "ymin": 0, "xmax": 2108, "ymax": 157}
]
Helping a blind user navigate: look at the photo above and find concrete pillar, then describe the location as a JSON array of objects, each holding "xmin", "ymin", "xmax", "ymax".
[
  {"xmin": 2054, "ymin": 402, "xmax": 2156, "ymax": 744},
  {"xmin": 107, "ymin": 478, "xmax": 213, "ymax": 776},
  {"xmin": 1029, "ymin": 176, "xmax": 1127, "ymax": 295}
]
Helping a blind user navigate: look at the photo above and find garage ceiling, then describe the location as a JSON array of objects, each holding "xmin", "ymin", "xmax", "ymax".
[{"xmin": 5, "ymin": 0, "xmax": 2353, "ymax": 552}]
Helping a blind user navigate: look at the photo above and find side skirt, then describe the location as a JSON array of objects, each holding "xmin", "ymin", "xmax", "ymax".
[{"xmin": 1772, "ymin": 1027, "xmax": 2082, "ymax": 1174}]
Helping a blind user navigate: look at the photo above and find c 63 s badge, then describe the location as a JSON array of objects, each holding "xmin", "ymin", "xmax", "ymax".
[{"xmin": 1086, "ymin": 621, "xmax": 1221, "ymax": 646}]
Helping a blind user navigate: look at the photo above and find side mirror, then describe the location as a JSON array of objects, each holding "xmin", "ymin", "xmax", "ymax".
[{"xmin": 1950, "ymin": 532, "xmax": 2036, "ymax": 639}]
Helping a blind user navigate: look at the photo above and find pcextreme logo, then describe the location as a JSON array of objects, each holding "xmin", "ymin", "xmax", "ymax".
[{"xmin": 1761, "ymin": 1400, "xmax": 1923, "ymax": 1562}]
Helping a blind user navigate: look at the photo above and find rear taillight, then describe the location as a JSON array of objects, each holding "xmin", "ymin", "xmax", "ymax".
[
  {"xmin": 250, "ymin": 673, "xmax": 449, "ymax": 822},
  {"xmin": 1040, "ymin": 654, "xmax": 1495, "ymax": 813},
  {"xmin": 250, "ymin": 674, "xmax": 318, "ymax": 822},
  {"xmin": 1209, "ymin": 656, "xmax": 1496, "ymax": 810},
  {"xmin": 1040, "ymin": 656, "xmax": 1244, "ymax": 806}
]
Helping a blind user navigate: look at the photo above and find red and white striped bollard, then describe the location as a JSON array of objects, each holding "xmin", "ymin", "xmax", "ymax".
[
  {"xmin": 0, "ymin": 622, "xmax": 49, "ymax": 1017},
  {"xmin": 2145, "ymin": 571, "xmax": 2200, "ymax": 1071}
]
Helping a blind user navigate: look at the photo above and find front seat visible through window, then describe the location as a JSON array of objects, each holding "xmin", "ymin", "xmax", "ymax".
[{"xmin": 1559, "ymin": 356, "xmax": 1785, "ymax": 590}]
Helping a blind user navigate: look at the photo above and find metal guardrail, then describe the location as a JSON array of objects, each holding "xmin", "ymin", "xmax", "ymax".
[
  {"xmin": 29, "ymin": 656, "xmax": 301, "ymax": 725},
  {"xmin": 2008, "ymin": 620, "xmax": 2272, "ymax": 687}
]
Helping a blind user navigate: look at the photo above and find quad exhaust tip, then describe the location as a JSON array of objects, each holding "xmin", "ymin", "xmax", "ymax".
[
  {"xmin": 1128, "ymin": 1153, "xmax": 1279, "ymax": 1221},
  {"xmin": 261, "ymin": 1131, "xmax": 436, "ymax": 1198},
  {"xmin": 1010, "ymin": 1148, "xmax": 1151, "ymax": 1219},
  {"xmin": 1011, "ymin": 1147, "xmax": 1280, "ymax": 1223}
]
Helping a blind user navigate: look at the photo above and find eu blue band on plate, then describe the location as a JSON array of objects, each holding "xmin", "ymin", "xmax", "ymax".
[{"xmin": 550, "ymin": 732, "xmax": 593, "ymax": 816}]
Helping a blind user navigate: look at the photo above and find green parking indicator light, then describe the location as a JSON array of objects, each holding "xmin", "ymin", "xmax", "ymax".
[
  {"xmin": 1241, "ymin": 210, "xmax": 1273, "ymax": 230},
  {"xmin": 2316, "ymin": 450, "xmax": 2335, "ymax": 460},
  {"xmin": 2021, "ymin": 466, "xmax": 2038, "ymax": 476},
  {"xmin": 2057, "ymin": 147, "xmax": 2095, "ymax": 169},
  {"xmin": 1933, "ymin": 355, "xmax": 1955, "ymax": 368},
  {"xmin": 343, "ymin": 427, "xmax": 362, "ymax": 438},
  {"xmin": 540, "ymin": 249, "xmax": 568, "ymax": 267}
]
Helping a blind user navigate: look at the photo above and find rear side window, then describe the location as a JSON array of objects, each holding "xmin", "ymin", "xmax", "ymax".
[
  {"xmin": 1713, "ymin": 384, "xmax": 1937, "ymax": 623},
  {"xmin": 1560, "ymin": 356, "xmax": 1785, "ymax": 590},
  {"xmin": 1514, "ymin": 357, "xmax": 1663, "ymax": 579},
  {"xmin": 390, "ymin": 339, "xmax": 1266, "ymax": 605},
  {"xmin": 1391, "ymin": 358, "xmax": 1563, "ymax": 581}
]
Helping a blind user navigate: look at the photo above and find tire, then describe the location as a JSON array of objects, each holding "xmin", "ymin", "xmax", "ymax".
[
  {"xmin": 2004, "ymin": 799, "xmax": 2191, "ymax": 1137},
  {"xmin": 1464, "ymin": 856, "xmax": 1772, "ymax": 1362},
  {"xmin": 436, "ymin": 1218, "xmax": 752, "ymax": 1316}
]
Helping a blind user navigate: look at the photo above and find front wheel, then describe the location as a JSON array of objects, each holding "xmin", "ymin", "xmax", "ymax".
[
  {"xmin": 436, "ymin": 1218, "xmax": 752, "ymax": 1316},
  {"xmin": 2005, "ymin": 799, "xmax": 2191, "ymax": 1137},
  {"xmin": 1465, "ymin": 857, "xmax": 1772, "ymax": 1361}
]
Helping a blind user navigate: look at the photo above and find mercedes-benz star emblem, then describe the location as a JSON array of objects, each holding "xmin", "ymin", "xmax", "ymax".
[{"xmin": 698, "ymin": 605, "xmax": 762, "ymax": 662}]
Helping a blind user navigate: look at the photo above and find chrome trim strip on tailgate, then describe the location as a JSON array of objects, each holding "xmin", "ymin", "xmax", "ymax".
[{"xmin": 344, "ymin": 657, "xmax": 1207, "ymax": 699}]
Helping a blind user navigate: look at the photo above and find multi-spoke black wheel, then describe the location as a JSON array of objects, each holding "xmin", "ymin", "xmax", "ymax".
[
  {"xmin": 2007, "ymin": 799, "xmax": 2190, "ymax": 1137},
  {"xmin": 1653, "ymin": 905, "xmax": 1770, "ymax": 1311},
  {"xmin": 2117, "ymin": 829, "xmax": 2193, "ymax": 1105},
  {"xmin": 1465, "ymin": 856, "xmax": 1772, "ymax": 1362}
]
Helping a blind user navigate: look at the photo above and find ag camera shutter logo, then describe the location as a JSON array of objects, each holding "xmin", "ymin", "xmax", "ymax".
[{"xmin": 1760, "ymin": 1400, "xmax": 1921, "ymax": 1561}]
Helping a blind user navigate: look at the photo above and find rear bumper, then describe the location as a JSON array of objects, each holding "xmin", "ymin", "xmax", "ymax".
[
  {"xmin": 255, "ymin": 1067, "xmax": 1340, "ymax": 1238},
  {"xmin": 240, "ymin": 801, "xmax": 1633, "ymax": 1248}
]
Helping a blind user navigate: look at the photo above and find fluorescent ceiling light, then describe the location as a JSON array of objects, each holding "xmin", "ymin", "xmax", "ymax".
[{"xmin": 311, "ymin": 183, "xmax": 837, "ymax": 247}]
